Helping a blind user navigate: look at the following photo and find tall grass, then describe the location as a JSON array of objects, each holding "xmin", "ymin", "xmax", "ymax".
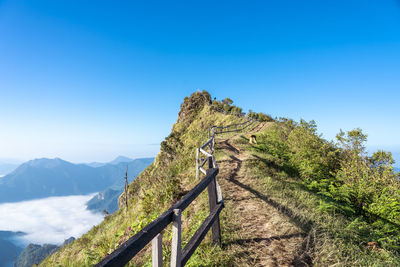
[{"xmin": 247, "ymin": 121, "xmax": 400, "ymax": 266}]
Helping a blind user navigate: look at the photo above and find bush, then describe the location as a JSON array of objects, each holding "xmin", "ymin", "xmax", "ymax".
[
  {"xmin": 255, "ymin": 121, "xmax": 400, "ymax": 253},
  {"xmin": 287, "ymin": 120, "xmax": 340, "ymax": 187},
  {"xmin": 247, "ymin": 111, "xmax": 274, "ymax": 122}
]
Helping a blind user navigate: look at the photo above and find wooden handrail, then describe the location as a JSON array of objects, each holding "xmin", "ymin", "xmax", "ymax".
[
  {"xmin": 181, "ymin": 202, "xmax": 224, "ymax": 266},
  {"xmin": 208, "ymin": 117, "xmax": 256, "ymax": 138},
  {"xmin": 95, "ymin": 108, "xmax": 258, "ymax": 267},
  {"xmin": 95, "ymin": 167, "xmax": 219, "ymax": 267},
  {"xmin": 201, "ymin": 137, "xmax": 213, "ymax": 149}
]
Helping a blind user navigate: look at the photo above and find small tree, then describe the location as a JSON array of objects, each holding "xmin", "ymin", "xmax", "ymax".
[
  {"xmin": 222, "ymin": 97, "xmax": 233, "ymax": 105},
  {"xmin": 335, "ymin": 128, "xmax": 372, "ymax": 215}
]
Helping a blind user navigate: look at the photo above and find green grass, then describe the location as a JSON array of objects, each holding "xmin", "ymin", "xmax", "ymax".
[
  {"xmin": 40, "ymin": 92, "xmax": 245, "ymax": 266},
  {"xmin": 242, "ymin": 125, "xmax": 400, "ymax": 266},
  {"xmin": 41, "ymin": 92, "xmax": 399, "ymax": 266}
]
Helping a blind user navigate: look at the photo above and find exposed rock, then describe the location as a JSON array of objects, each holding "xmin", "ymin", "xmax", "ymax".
[{"xmin": 177, "ymin": 90, "xmax": 211, "ymax": 126}]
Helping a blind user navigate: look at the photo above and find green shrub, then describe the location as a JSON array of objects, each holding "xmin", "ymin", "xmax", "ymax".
[{"xmin": 255, "ymin": 121, "xmax": 400, "ymax": 254}]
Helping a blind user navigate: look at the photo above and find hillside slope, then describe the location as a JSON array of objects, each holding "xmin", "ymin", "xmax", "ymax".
[
  {"xmin": 41, "ymin": 91, "xmax": 250, "ymax": 266},
  {"xmin": 41, "ymin": 91, "xmax": 399, "ymax": 266},
  {"xmin": 215, "ymin": 122, "xmax": 399, "ymax": 266}
]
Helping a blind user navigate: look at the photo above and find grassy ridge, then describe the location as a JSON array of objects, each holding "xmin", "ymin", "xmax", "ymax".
[
  {"xmin": 40, "ymin": 91, "xmax": 246, "ymax": 266},
  {"xmin": 247, "ymin": 120, "xmax": 400, "ymax": 266},
  {"xmin": 41, "ymin": 91, "xmax": 399, "ymax": 266}
]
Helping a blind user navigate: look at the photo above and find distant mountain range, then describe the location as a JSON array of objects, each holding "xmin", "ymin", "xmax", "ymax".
[
  {"xmin": 0, "ymin": 156, "xmax": 153, "ymax": 266},
  {"xmin": 86, "ymin": 157, "xmax": 154, "ymax": 214},
  {"xmin": 86, "ymin": 156, "xmax": 134, "ymax": 168},
  {"xmin": 0, "ymin": 157, "xmax": 153, "ymax": 203},
  {"xmin": 86, "ymin": 187, "xmax": 123, "ymax": 214}
]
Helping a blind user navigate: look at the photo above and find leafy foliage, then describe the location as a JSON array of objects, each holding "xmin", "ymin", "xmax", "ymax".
[
  {"xmin": 248, "ymin": 110, "xmax": 274, "ymax": 122},
  {"xmin": 253, "ymin": 120, "xmax": 400, "ymax": 255},
  {"xmin": 40, "ymin": 91, "xmax": 399, "ymax": 266},
  {"xmin": 211, "ymin": 98, "xmax": 243, "ymax": 116}
]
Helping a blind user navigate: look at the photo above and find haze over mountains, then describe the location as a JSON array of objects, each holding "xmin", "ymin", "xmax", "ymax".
[
  {"xmin": 0, "ymin": 230, "xmax": 25, "ymax": 267},
  {"xmin": 86, "ymin": 156, "xmax": 135, "ymax": 168},
  {"xmin": 0, "ymin": 161, "xmax": 20, "ymax": 176},
  {"xmin": 0, "ymin": 156, "xmax": 153, "ymax": 203},
  {"xmin": 0, "ymin": 156, "xmax": 153, "ymax": 266}
]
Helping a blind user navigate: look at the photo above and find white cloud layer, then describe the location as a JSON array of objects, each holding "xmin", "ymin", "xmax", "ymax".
[{"xmin": 0, "ymin": 194, "xmax": 103, "ymax": 245}]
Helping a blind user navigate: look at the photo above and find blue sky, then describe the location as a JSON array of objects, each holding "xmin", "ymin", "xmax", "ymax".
[{"xmin": 1, "ymin": 0, "xmax": 400, "ymax": 164}]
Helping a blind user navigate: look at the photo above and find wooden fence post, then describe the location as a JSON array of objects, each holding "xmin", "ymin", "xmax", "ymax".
[
  {"xmin": 196, "ymin": 148, "xmax": 199, "ymax": 179},
  {"xmin": 207, "ymin": 157, "xmax": 222, "ymax": 246},
  {"xmin": 171, "ymin": 209, "xmax": 182, "ymax": 267},
  {"xmin": 152, "ymin": 233, "xmax": 163, "ymax": 267}
]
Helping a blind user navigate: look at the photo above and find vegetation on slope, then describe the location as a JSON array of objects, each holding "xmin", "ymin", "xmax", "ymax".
[
  {"xmin": 41, "ymin": 91, "xmax": 399, "ymax": 266},
  {"xmin": 41, "ymin": 91, "xmax": 248, "ymax": 266},
  {"xmin": 247, "ymin": 119, "xmax": 400, "ymax": 265}
]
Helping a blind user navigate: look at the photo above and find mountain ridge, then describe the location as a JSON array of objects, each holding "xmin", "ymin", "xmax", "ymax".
[
  {"xmin": 40, "ymin": 91, "xmax": 252, "ymax": 265},
  {"xmin": 0, "ymin": 157, "xmax": 153, "ymax": 203},
  {"xmin": 40, "ymin": 91, "xmax": 400, "ymax": 266},
  {"xmin": 86, "ymin": 155, "xmax": 135, "ymax": 168}
]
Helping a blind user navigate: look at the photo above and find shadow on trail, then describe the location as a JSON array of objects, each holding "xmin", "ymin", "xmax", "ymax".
[
  {"xmin": 247, "ymin": 121, "xmax": 264, "ymax": 133},
  {"xmin": 225, "ymin": 232, "xmax": 306, "ymax": 246},
  {"xmin": 223, "ymin": 196, "xmax": 258, "ymax": 201},
  {"xmin": 226, "ymin": 154, "xmax": 315, "ymax": 266},
  {"xmin": 218, "ymin": 139, "xmax": 240, "ymax": 154},
  {"xmin": 228, "ymin": 155, "xmax": 313, "ymax": 232}
]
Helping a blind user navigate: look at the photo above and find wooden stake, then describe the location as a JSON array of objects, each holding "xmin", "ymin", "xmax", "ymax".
[
  {"xmin": 196, "ymin": 148, "xmax": 199, "ymax": 179},
  {"xmin": 171, "ymin": 209, "xmax": 182, "ymax": 267},
  {"xmin": 124, "ymin": 166, "xmax": 128, "ymax": 209},
  {"xmin": 152, "ymin": 233, "xmax": 163, "ymax": 267},
  {"xmin": 207, "ymin": 157, "xmax": 222, "ymax": 246}
]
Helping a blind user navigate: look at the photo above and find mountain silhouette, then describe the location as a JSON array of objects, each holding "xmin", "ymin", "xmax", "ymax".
[{"xmin": 0, "ymin": 157, "xmax": 153, "ymax": 203}]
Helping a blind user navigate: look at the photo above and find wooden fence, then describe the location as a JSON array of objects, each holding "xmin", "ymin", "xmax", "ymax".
[{"xmin": 95, "ymin": 116, "xmax": 257, "ymax": 267}]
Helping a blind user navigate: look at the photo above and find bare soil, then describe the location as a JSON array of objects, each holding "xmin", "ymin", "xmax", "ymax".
[{"xmin": 215, "ymin": 124, "xmax": 309, "ymax": 267}]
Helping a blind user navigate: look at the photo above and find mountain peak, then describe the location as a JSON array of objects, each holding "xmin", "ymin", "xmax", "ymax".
[{"xmin": 109, "ymin": 156, "xmax": 133, "ymax": 165}]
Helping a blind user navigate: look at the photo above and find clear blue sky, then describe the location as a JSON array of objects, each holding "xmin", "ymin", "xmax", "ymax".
[{"xmin": 1, "ymin": 0, "xmax": 400, "ymax": 164}]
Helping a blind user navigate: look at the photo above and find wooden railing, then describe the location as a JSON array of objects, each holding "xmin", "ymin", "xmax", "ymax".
[
  {"xmin": 95, "ymin": 116, "xmax": 257, "ymax": 267},
  {"xmin": 208, "ymin": 118, "xmax": 256, "ymax": 138}
]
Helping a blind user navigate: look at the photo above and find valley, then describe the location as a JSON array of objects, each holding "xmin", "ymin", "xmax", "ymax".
[{"xmin": 0, "ymin": 156, "xmax": 153, "ymax": 267}]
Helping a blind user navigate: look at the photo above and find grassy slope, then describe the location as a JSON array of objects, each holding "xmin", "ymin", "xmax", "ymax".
[
  {"xmin": 41, "ymin": 92, "xmax": 399, "ymax": 266},
  {"xmin": 40, "ymin": 92, "xmax": 246, "ymax": 266},
  {"xmin": 204, "ymin": 123, "xmax": 400, "ymax": 266},
  {"xmin": 242, "ymin": 124, "xmax": 400, "ymax": 266}
]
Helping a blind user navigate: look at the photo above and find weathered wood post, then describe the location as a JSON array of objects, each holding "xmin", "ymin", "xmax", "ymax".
[
  {"xmin": 207, "ymin": 156, "xmax": 222, "ymax": 246},
  {"xmin": 124, "ymin": 166, "xmax": 128, "ymax": 209},
  {"xmin": 152, "ymin": 233, "xmax": 163, "ymax": 267},
  {"xmin": 171, "ymin": 209, "xmax": 182, "ymax": 267},
  {"xmin": 196, "ymin": 148, "xmax": 199, "ymax": 179}
]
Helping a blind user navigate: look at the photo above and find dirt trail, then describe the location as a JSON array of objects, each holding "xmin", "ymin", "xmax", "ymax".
[{"xmin": 216, "ymin": 125, "xmax": 307, "ymax": 266}]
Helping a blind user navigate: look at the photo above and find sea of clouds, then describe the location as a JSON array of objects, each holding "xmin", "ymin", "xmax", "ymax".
[{"xmin": 0, "ymin": 194, "xmax": 103, "ymax": 245}]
